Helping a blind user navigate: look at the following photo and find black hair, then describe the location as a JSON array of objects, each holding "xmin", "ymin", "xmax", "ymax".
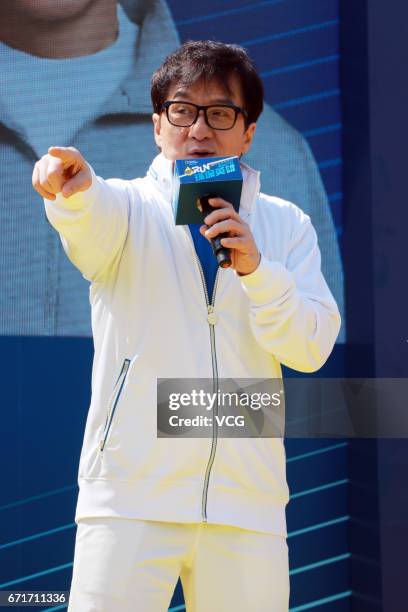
[{"xmin": 151, "ymin": 40, "xmax": 264, "ymax": 126}]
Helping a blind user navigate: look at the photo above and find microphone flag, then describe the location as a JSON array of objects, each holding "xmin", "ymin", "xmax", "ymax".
[{"xmin": 172, "ymin": 156, "xmax": 243, "ymax": 225}]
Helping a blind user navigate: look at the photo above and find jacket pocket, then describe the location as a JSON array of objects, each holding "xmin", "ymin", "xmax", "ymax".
[{"xmin": 99, "ymin": 358, "xmax": 131, "ymax": 452}]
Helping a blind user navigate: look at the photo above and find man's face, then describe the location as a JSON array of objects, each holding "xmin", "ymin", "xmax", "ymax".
[{"xmin": 152, "ymin": 76, "xmax": 256, "ymax": 161}]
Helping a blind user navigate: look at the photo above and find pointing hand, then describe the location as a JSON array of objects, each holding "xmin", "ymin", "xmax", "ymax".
[{"xmin": 32, "ymin": 146, "xmax": 92, "ymax": 201}]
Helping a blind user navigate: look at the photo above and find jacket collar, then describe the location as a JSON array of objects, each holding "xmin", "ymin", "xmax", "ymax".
[
  {"xmin": 239, "ymin": 160, "xmax": 261, "ymax": 216},
  {"xmin": 147, "ymin": 153, "xmax": 261, "ymax": 216}
]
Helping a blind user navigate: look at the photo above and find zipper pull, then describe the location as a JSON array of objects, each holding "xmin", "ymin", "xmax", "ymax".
[{"xmin": 207, "ymin": 305, "xmax": 218, "ymax": 325}]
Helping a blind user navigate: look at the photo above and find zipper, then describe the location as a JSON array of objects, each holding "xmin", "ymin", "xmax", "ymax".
[
  {"xmin": 201, "ymin": 283, "xmax": 220, "ymax": 522},
  {"xmin": 186, "ymin": 231, "xmax": 220, "ymax": 522},
  {"xmin": 99, "ymin": 358, "xmax": 131, "ymax": 452}
]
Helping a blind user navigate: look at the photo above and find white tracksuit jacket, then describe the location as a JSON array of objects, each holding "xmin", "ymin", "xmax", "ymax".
[{"xmin": 44, "ymin": 153, "xmax": 341, "ymax": 535}]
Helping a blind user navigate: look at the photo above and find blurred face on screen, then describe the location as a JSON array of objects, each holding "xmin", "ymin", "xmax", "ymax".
[
  {"xmin": 2, "ymin": 0, "xmax": 106, "ymax": 22},
  {"xmin": 152, "ymin": 76, "xmax": 256, "ymax": 162},
  {"xmin": 0, "ymin": 0, "xmax": 118, "ymax": 57}
]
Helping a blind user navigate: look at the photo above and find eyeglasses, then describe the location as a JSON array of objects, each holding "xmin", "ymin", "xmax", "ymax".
[{"xmin": 162, "ymin": 101, "xmax": 248, "ymax": 130}]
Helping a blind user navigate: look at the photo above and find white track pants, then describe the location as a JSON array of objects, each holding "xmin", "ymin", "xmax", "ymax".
[{"xmin": 68, "ymin": 518, "xmax": 289, "ymax": 611}]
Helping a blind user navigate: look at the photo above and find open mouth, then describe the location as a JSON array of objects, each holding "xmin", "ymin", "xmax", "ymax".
[{"xmin": 187, "ymin": 151, "xmax": 214, "ymax": 158}]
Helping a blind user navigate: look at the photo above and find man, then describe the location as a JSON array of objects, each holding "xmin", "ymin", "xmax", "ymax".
[
  {"xmin": 33, "ymin": 41, "xmax": 340, "ymax": 610},
  {"xmin": 1, "ymin": 0, "xmax": 344, "ymax": 338}
]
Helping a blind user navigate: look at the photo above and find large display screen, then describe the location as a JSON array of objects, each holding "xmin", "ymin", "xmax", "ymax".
[{"xmin": 0, "ymin": 0, "xmax": 344, "ymax": 339}]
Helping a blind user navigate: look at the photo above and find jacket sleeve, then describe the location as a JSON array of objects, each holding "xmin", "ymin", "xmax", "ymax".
[
  {"xmin": 244, "ymin": 103, "xmax": 345, "ymax": 342},
  {"xmin": 238, "ymin": 214, "xmax": 341, "ymax": 372},
  {"xmin": 297, "ymin": 137, "xmax": 345, "ymax": 342},
  {"xmin": 44, "ymin": 166, "xmax": 129, "ymax": 283}
]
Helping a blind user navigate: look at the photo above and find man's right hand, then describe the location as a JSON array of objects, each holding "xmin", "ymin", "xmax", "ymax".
[{"xmin": 32, "ymin": 146, "xmax": 92, "ymax": 201}]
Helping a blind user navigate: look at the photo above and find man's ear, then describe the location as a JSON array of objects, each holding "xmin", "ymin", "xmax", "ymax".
[
  {"xmin": 152, "ymin": 113, "xmax": 162, "ymax": 149},
  {"xmin": 241, "ymin": 122, "xmax": 257, "ymax": 156}
]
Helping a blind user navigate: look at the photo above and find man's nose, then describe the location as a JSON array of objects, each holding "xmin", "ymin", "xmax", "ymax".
[{"xmin": 188, "ymin": 110, "xmax": 212, "ymax": 138}]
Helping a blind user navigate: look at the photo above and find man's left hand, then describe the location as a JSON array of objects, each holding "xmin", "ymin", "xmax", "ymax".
[{"xmin": 199, "ymin": 197, "xmax": 261, "ymax": 276}]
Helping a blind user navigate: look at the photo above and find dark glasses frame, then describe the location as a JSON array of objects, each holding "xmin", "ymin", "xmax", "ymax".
[{"xmin": 161, "ymin": 101, "xmax": 248, "ymax": 130}]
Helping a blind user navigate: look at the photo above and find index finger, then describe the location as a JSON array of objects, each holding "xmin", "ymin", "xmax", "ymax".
[
  {"xmin": 208, "ymin": 197, "xmax": 234, "ymax": 209},
  {"xmin": 48, "ymin": 146, "xmax": 79, "ymax": 163}
]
